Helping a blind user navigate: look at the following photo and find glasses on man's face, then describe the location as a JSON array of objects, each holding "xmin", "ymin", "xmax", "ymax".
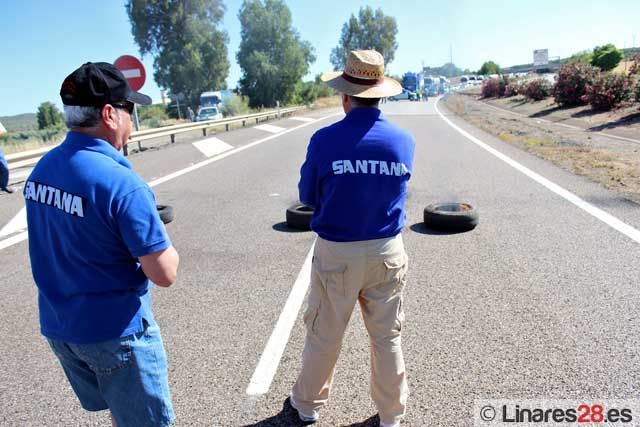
[{"xmin": 112, "ymin": 102, "xmax": 135, "ymax": 115}]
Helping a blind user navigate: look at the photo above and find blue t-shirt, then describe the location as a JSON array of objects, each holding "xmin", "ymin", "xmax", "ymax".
[
  {"xmin": 299, "ymin": 108, "xmax": 415, "ymax": 242},
  {"xmin": 25, "ymin": 131, "xmax": 171, "ymax": 344}
]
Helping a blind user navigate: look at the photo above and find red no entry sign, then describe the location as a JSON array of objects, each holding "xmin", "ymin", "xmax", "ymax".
[{"xmin": 114, "ymin": 55, "xmax": 146, "ymax": 92}]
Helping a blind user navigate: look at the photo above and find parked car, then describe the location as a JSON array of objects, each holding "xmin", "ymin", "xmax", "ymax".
[
  {"xmin": 389, "ymin": 89, "xmax": 418, "ymax": 101},
  {"xmin": 196, "ymin": 106, "xmax": 222, "ymax": 122}
]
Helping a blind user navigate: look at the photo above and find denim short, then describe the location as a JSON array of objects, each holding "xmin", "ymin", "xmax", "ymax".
[{"xmin": 46, "ymin": 320, "xmax": 175, "ymax": 427}]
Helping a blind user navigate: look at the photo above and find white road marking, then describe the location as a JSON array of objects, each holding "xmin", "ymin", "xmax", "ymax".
[
  {"xmin": 0, "ymin": 112, "xmax": 341, "ymax": 251},
  {"xmin": 289, "ymin": 117, "xmax": 315, "ymax": 122},
  {"xmin": 246, "ymin": 240, "xmax": 315, "ymax": 396},
  {"xmin": 122, "ymin": 69, "xmax": 141, "ymax": 78},
  {"xmin": 192, "ymin": 137, "xmax": 234, "ymax": 158},
  {"xmin": 254, "ymin": 124, "xmax": 286, "ymax": 134},
  {"xmin": 148, "ymin": 113, "xmax": 340, "ymax": 188},
  {"xmin": 0, "ymin": 207, "xmax": 26, "ymax": 237},
  {"xmin": 435, "ymin": 99, "xmax": 640, "ymax": 245},
  {"xmin": 0, "ymin": 231, "xmax": 28, "ymax": 251}
]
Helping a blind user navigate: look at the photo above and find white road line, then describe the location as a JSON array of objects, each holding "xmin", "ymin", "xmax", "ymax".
[
  {"xmin": 254, "ymin": 124, "xmax": 286, "ymax": 133},
  {"xmin": 289, "ymin": 117, "xmax": 315, "ymax": 122},
  {"xmin": 246, "ymin": 240, "xmax": 315, "ymax": 396},
  {"xmin": 0, "ymin": 207, "xmax": 26, "ymax": 237},
  {"xmin": 0, "ymin": 112, "xmax": 341, "ymax": 251},
  {"xmin": 148, "ymin": 113, "xmax": 340, "ymax": 188},
  {"xmin": 192, "ymin": 137, "xmax": 234, "ymax": 158},
  {"xmin": 435, "ymin": 99, "xmax": 640, "ymax": 245},
  {"xmin": 0, "ymin": 231, "xmax": 28, "ymax": 251}
]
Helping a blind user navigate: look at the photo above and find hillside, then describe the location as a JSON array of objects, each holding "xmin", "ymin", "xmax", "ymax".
[{"xmin": 0, "ymin": 113, "xmax": 37, "ymax": 132}]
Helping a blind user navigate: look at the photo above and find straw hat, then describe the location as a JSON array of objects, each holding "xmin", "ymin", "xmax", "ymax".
[{"xmin": 321, "ymin": 50, "xmax": 402, "ymax": 98}]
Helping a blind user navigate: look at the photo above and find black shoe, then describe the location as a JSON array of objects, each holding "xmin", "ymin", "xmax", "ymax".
[{"xmin": 284, "ymin": 397, "xmax": 318, "ymax": 425}]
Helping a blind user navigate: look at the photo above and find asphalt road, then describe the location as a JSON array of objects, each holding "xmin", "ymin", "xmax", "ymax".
[{"xmin": 1, "ymin": 99, "xmax": 640, "ymax": 426}]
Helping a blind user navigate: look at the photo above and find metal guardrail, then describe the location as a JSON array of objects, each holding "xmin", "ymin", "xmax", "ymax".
[{"xmin": 7, "ymin": 106, "xmax": 306, "ymax": 170}]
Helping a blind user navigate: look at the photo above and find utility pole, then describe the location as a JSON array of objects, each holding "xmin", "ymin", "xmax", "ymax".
[{"xmin": 450, "ymin": 44, "xmax": 453, "ymax": 64}]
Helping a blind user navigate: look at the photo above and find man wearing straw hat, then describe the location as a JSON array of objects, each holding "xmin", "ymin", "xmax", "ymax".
[{"xmin": 290, "ymin": 50, "xmax": 415, "ymax": 427}]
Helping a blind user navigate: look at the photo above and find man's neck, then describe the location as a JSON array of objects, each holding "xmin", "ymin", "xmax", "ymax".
[{"xmin": 70, "ymin": 127, "xmax": 117, "ymax": 150}]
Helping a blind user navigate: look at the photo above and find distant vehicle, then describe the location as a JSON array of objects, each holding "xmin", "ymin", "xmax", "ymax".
[
  {"xmin": 389, "ymin": 89, "xmax": 418, "ymax": 101},
  {"xmin": 402, "ymin": 72, "xmax": 421, "ymax": 92},
  {"xmin": 200, "ymin": 91, "xmax": 222, "ymax": 107},
  {"xmin": 460, "ymin": 76, "xmax": 469, "ymax": 86},
  {"xmin": 424, "ymin": 75, "xmax": 440, "ymax": 96},
  {"xmin": 196, "ymin": 106, "xmax": 222, "ymax": 121},
  {"xmin": 438, "ymin": 75, "xmax": 450, "ymax": 94}
]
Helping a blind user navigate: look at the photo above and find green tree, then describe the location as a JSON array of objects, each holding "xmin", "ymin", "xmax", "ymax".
[
  {"xmin": 126, "ymin": 0, "xmax": 230, "ymax": 110},
  {"xmin": 478, "ymin": 61, "xmax": 500, "ymax": 75},
  {"xmin": 36, "ymin": 102, "xmax": 64, "ymax": 130},
  {"xmin": 330, "ymin": 6, "xmax": 398, "ymax": 70},
  {"xmin": 591, "ymin": 44, "xmax": 623, "ymax": 71},
  {"xmin": 237, "ymin": 0, "xmax": 315, "ymax": 108},
  {"xmin": 566, "ymin": 49, "xmax": 593, "ymax": 65},
  {"xmin": 423, "ymin": 63, "xmax": 463, "ymax": 78}
]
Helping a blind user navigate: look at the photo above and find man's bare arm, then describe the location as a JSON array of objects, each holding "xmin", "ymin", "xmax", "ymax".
[{"xmin": 139, "ymin": 245, "xmax": 179, "ymax": 287}]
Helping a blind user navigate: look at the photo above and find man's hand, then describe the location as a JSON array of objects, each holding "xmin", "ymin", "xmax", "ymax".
[{"xmin": 139, "ymin": 245, "xmax": 179, "ymax": 287}]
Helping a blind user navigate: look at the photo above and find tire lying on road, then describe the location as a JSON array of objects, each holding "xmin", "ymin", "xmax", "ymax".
[
  {"xmin": 423, "ymin": 202, "xmax": 478, "ymax": 232},
  {"xmin": 157, "ymin": 205, "xmax": 175, "ymax": 225},
  {"xmin": 286, "ymin": 203, "xmax": 314, "ymax": 230}
]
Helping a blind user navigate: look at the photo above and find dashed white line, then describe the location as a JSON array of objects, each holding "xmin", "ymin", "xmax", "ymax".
[
  {"xmin": 435, "ymin": 99, "xmax": 640, "ymax": 245},
  {"xmin": 192, "ymin": 137, "xmax": 234, "ymax": 158},
  {"xmin": 246, "ymin": 240, "xmax": 315, "ymax": 396},
  {"xmin": 0, "ymin": 207, "xmax": 26, "ymax": 238},
  {"xmin": 289, "ymin": 117, "xmax": 315, "ymax": 122},
  {"xmin": 0, "ymin": 112, "xmax": 341, "ymax": 251},
  {"xmin": 254, "ymin": 124, "xmax": 286, "ymax": 134}
]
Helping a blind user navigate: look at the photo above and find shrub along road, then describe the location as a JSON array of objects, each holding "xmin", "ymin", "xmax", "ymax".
[{"xmin": 0, "ymin": 100, "xmax": 639, "ymax": 425}]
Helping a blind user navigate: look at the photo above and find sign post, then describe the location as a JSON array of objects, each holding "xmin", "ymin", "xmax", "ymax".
[
  {"xmin": 114, "ymin": 55, "xmax": 147, "ymax": 155},
  {"xmin": 533, "ymin": 49, "xmax": 549, "ymax": 73}
]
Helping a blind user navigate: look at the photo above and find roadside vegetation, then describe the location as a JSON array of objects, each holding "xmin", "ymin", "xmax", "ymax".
[
  {"xmin": 4, "ymin": 0, "xmax": 391, "ymax": 153},
  {"xmin": 479, "ymin": 45, "xmax": 640, "ymax": 113},
  {"xmin": 449, "ymin": 45, "xmax": 640, "ymax": 205}
]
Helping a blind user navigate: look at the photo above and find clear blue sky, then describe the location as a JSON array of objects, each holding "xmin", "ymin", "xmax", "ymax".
[{"xmin": 1, "ymin": 0, "xmax": 639, "ymax": 116}]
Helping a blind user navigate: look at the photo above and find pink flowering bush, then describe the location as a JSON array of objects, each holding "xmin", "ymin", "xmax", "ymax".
[
  {"xmin": 553, "ymin": 63, "xmax": 599, "ymax": 106},
  {"xmin": 481, "ymin": 78, "xmax": 506, "ymax": 98},
  {"xmin": 582, "ymin": 73, "xmax": 631, "ymax": 111},
  {"xmin": 504, "ymin": 81, "xmax": 520, "ymax": 97},
  {"xmin": 524, "ymin": 79, "xmax": 552, "ymax": 101}
]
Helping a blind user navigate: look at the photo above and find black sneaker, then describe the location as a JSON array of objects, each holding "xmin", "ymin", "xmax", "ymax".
[{"xmin": 284, "ymin": 397, "xmax": 319, "ymax": 425}]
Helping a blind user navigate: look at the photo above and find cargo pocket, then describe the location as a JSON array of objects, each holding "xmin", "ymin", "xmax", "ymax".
[
  {"xmin": 316, "ymin": 261, "xmax": 347, "ymax": 296},
  {"xmin": 383, "ymin": 253, "xmax": 408, "ymax": 291}
]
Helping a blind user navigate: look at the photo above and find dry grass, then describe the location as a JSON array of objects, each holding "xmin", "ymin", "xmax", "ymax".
[
  {"xmin": 313, "ymin": 96, "xmax": 342, "ymax": 109},
  {"xmin": 1, "ymin": 139, "xmax": 57, "ymax": 154},
  {"xmin": 443, "ymin": 92, "xmax": 640, "ymax": 203}
]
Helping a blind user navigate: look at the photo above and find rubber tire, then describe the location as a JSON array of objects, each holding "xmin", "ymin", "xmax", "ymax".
[
  {"xmin": 286, "ymin": 203, "xmax": 314, "ymax": 230},
  {"xmin": 157, "ymin": 205, "xmax": 174, "ymax": 225},
  {"xmin": 423, "ymin": 202, "xmax": 478, "ymax": 232}
]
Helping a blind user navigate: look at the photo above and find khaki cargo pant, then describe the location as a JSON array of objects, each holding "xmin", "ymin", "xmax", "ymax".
[{"xmin": 291, "ymin": 234, "xmax": 409, "ymax": 425}]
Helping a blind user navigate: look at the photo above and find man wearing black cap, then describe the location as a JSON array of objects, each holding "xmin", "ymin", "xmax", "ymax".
[{"xmin": 25, "ymin": 62, "xmax": 179, "ymax": 427}]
